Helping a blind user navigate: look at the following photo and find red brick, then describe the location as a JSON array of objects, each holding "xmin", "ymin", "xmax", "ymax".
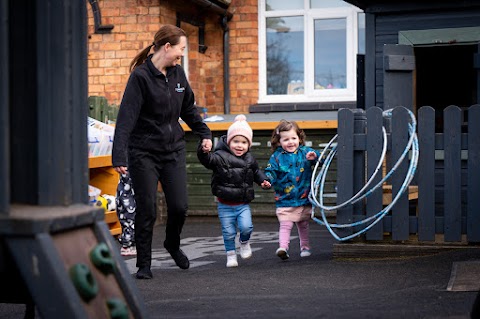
[{"xmin": 87, "ymin": 0, "xmax": 260, "ymax": 109}]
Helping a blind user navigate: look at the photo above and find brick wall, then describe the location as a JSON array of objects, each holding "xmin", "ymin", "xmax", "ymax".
[
  {"xmin": 87, "ymin": 0, "xmax": 259, "ymax": 114},
  {"xmin": 228, "ymin": 0, "xmax": 259, "ymax": 114}
]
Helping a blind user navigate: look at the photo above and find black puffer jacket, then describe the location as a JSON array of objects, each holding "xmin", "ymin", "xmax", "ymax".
[{"xmin": 197, "ymin": 135, "xmax": 268, "ymax": 203}]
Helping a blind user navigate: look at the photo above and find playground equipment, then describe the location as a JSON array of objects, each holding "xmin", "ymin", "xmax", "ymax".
[{"xmin": 0, "ymin": 1, "xmax": 147, "ymax": 317}]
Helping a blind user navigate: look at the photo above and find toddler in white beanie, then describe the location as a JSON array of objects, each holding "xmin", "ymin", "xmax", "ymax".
[
  {"xmin": 227, "ymin": 114, "xmax": 253, "ymax": 146},
  {"xmin": 197, "ymin": 114, "xmax": 271, "ymax": 268}
]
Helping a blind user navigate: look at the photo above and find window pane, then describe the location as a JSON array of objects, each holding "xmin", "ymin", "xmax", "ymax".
[
  {"xmin": 266, "ymin": 16, "xmax": 304, "ymax": 95},
  {"xmin": 314, "ymin": 18, "xmax": 346, "ymax": 89},
  {"xmin": 266, "ymin": 0, "xmax": 304, "ymax": 11},
  {"xmin": 310, "ymin": 0, "xmax": 351, "ymax": 8},
  {"xmin": 358, "ymin": 13, "xmax": 365, "ymax": 55}
]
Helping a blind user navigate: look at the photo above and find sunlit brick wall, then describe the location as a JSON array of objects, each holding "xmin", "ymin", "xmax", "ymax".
[
  {"xmin": 228, "ymin": 0, "xmax": 259, "ymax": 114},
  {"xmin": 87, "ymin": 0, "xmax": 259, "ymax": 114}
]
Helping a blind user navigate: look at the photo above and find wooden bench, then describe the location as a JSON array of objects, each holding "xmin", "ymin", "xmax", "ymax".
[
  {"xmin": 319, "ymin": 184, "xmax": 419, "ymax": 207},
  {"xmin": 382, "ymin": 184, "xmax": 419, "ymax": 206}
]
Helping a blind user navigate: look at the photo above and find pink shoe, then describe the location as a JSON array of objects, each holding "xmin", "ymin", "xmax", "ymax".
[{"xmin": 120, "ymin": 246, "xmax": 137, "ymax": 256}]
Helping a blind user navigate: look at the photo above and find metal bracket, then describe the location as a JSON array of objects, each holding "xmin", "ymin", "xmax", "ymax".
[
  {"xmin": 88, "ymin": 0, "xmax": 114, "ymax": 34},
  {"xmin": 198, "ymin": 27, "xmax": 208, "ymax": 53}
]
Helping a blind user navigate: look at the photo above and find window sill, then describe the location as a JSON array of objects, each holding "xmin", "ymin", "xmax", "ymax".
[{"xmin": 249, "ymin": 101, "xmax": 357, "ymax": 113}]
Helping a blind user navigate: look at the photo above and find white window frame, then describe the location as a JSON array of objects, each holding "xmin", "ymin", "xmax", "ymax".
[
  {"xmin": 258, "ymin": 0, "xmax": 363, "ymax": 104},
  {"xmin": 182, "ymin": 43, "xmax": 189, "ymax": 80}
]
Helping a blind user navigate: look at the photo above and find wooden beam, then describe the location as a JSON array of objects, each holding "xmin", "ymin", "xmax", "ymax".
[
  {"xmin": 382, "ymin": 185, "xmax": 419, "ymax": 206},
  {"xmin": 88, "ymin": 155, "xmax": 113, "ymax": 169},
  {"xmin": 181, "ymin": 120, "xmax": 338, "ymax": 131}
]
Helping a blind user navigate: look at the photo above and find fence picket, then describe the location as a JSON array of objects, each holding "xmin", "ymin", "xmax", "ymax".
[
  {"xmin": 467, "ymin": 104, "xmax": 480, "ymax": 242},
  {"xmin": 391, "ymin": 107, "xmax": 410, "ymax": 240},
  {"xmin": 353, "ymin": 110, "xmax": 367, "ymax": 233},
  {"xmin": 417, "ymin": 106, "xmax": 436, "ymax": 241},
  {"xmin": 366, "ymin": 107, "xmax": 384, "ymax": 240},
  {"xmin": 443, "ymin": 105, "xmax": 462, "ymax": 242},
  {"xmin": 337, "ymin": 109, "xmax": 355, "ymax": 238},
  {"xmin": 333, "ymin": 105, "xmax": 480, "ymax": 244}
]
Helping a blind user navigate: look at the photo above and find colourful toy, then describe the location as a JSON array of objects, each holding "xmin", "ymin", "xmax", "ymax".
[{"xmin": 95, "ymin": 195, "xmax": 108, "ymax": 211}]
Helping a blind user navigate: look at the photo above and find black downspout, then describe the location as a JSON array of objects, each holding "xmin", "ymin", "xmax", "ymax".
[
  {"xmin": 221, "ymin": 15, "xmax": 230, "ymax": 114},
  {"xmin": 88, "ymin": 0, "xmax": 114, "ymax": 33}
]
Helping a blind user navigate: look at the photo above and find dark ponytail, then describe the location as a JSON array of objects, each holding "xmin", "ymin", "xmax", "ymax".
[
  {"xmin": 129, "ymin": 24, "xmax": 187, "ymax": 72},
  {"xmin": 129, "ymin": 44, "xmax": 154, "ymax": 72}
]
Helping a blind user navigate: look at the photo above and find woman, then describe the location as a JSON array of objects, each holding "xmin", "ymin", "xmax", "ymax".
[{"xmin": 112, "ymin": 24, "xmax": 212, "ymax": 279}]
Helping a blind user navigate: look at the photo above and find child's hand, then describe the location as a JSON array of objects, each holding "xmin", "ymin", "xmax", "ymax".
[
  {"xmin": 201, "ymin": 139, "xmax": 212, "ymax": 153},
  {"xmin": 306, "ymin": 151, "xmax": 317, "ymax": 161},
  {"xmin": 261, "ymin": 180, "xmax": 271, "ymax": 189}
]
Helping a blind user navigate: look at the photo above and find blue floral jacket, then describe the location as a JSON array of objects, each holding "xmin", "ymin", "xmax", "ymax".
[{"xmin": 265, "ymin": 146, "xmax": 320, "ymax": 207}]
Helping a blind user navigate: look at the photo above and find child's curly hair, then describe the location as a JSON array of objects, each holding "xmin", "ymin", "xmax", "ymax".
[{"xmin": 270, "ymin": 120, "xmax": 306, "ymax": 152}]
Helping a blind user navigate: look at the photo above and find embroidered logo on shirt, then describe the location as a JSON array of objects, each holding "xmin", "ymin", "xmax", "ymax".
[{"xmin": 175, "ymin": 83, "xmax": 185, "ymax": 93}]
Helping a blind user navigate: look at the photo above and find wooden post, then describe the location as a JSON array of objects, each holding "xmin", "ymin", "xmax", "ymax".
[
  {"xmin": 383, "ymin": 44, "xmax": 415, "ymax": 111},
  {"xmin": 0, "ymin": 1, "xmax": 148, "ymax": 317}
]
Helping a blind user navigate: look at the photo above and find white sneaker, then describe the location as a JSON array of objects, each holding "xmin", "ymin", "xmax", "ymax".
[
  {"xmin": 240, "ymin": 241, "xmax": 252, "ymax": 259},
  {"xmin": 226, "ymin": 251, "xmax": 238, "ymax": 268},
  {"xmin": 121, "ymin": 246, "xmax": 137, "ymax": 256},
  {"xmin": 276, "ymin": 247, "xmax": 289, "ymax": 260},
  {"xmin": 300, "ymin": 249, "xmax": 311, "ymax": 257}
]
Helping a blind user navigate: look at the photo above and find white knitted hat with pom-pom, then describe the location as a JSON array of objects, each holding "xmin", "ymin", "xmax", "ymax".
[{"xmin": 227, "ymin": 114, "xmax": 253, "ymax": 146}]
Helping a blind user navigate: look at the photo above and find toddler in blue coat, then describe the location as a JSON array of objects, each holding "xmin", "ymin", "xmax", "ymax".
[{"xmin": 265, "ymin": 120, "xmax": 321, "ymax": 260}]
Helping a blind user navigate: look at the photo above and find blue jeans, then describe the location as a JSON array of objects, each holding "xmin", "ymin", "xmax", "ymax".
[{"xmin": 217, "ymin": 203, "xmax": 253, "ymax": 252}]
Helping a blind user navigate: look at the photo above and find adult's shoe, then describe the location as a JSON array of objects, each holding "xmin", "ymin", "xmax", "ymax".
[
  {"xmin": 136, "ymin": 266, "xmax": 152, "ymax": 279},
  {"xmin": 169, "ymin": 249, "xmax": 190, "ymax": 269}
]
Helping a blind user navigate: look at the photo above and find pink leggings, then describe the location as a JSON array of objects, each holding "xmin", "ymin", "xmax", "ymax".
[{"xmin": 278, "ymin": 220, "xmax": 310, "ymax": 251}]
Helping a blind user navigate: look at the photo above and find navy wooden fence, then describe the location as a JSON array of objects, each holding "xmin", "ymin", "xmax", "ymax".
[{"xmin": 334, "ymin": 105, "xmax": 480, "ymax": 243}]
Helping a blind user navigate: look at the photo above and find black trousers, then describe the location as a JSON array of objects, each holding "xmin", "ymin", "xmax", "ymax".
[{"xmin": 128, "ymin": 147, "xmax": 188, "ymax": 268}]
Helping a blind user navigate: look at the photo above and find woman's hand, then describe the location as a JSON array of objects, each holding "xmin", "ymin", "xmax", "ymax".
[
  {"xmin": 201, "ymin": 139, "xmax": 212, "ymax": 153},
  {"xmin": 114, "ymin": 166, "xmax": 128, "ymax": 175}
]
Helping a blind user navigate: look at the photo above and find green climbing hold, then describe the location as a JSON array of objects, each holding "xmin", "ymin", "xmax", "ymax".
[
  {"xmin": 107, "ymin": 298, "xmax": 129, "ymax": 319},
  {"xmin": 69, "ymin": 263, "xmax": 98, "ymax": 302},
  {"xmin": 90, "ymin": 242, "xmax": 115, "ymax": 275}
]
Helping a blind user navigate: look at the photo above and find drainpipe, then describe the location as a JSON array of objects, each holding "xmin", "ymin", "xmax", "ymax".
[
  {"xmin": 221, "ymin": 15, "xmax": 230, "ymax": 114},
  {"xmin": 187, "ymin": 0, "xmax": 233, "ymax": 113}
]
